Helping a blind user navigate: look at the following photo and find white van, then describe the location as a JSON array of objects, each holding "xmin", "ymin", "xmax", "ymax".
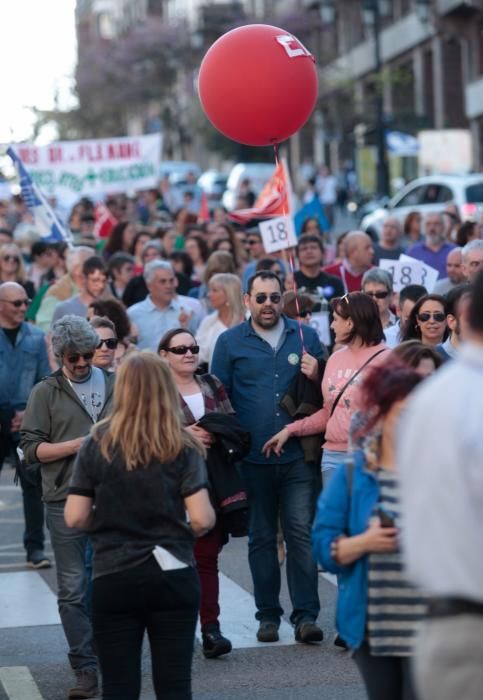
[{"xmin": 222, "ymin": 162, "xmax": 275, "ymax": 210}]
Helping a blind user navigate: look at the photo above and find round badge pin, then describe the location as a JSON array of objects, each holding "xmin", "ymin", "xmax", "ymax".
[{"xmin": 288, "ymin": 353, "xmax": 299, "ymax": 365}]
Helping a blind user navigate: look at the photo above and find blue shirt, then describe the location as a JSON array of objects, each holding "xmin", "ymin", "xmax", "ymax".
[
  {"xmin": 211, "ymin": 316, "xmax": 324, "ymax": 464},
  {"xmin": 0, "ymin": 322, "xmax": 51, "ymax": 410},
  {"xmin": 127, "ymin": 295, "xmax": 197, "ymax": 351},
  {"xmin": 406, "ymin": 241, "xmax": 456, "ymax": 279}
]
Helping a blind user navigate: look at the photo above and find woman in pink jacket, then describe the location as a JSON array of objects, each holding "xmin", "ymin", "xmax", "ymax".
[{"xmin": 263, "ymin": 292, "xmax": 389, "ymax": 485}]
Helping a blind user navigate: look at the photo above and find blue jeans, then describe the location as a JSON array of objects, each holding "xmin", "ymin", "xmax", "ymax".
[
  {"xmin": 46, "ymin": 501, "xmax": 96, "ymax": 671},
  {"xmin": 321, "ymin": 449, "xmax": 347, "ymax": 488},
  {"xmin": 93, "ymin": 557, "xmax": 200, "ymax": 700},
  {"xmin": 242, "ymin": 459, "xmax": 320, "ymax": 626}
]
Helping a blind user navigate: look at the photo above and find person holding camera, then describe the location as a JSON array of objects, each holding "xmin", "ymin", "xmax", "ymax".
[{"xmin": 312, "ymin": 362, "xmax": 427, "ymax": 700}]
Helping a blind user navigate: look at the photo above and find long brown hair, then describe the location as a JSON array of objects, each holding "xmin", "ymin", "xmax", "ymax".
[{"xmin": 93, "ymin": 351, "xmax": 204, "ymax": 470}]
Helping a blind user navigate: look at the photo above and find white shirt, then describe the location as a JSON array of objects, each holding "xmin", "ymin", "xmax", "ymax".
[
  {"xmin": 195, "ymin": 312, "xmax": 227, "ymax": 369},
  {"xmin": 316, "ymin": 174, "xmax": 338, "ymax": 205},
  {"xmin": 177, "ymin": 294, "xmax": 205, "ymax": 330},
  {"xmin": 127, "ymin": 296, "xmax": 196, "ymax": 351},
  {"xmin": 182, "ymin": 391, "xmax": 205, "ymax": 421},
  {"xmin": 397, "ymin": 342, "xmax": 483, "ymax": 602},
  {"xmin": 384, "ymin": 321, "xmax": 401, "ymax": 348}
]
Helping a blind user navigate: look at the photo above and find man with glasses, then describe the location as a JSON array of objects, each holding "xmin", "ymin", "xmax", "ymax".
[
  {"xmin": 20, "ymin": 315, "xmax": 114, "ymax": 700},
  {"xmin": 0, "ymin": 282, "xmax": 51, "ymax": 569},
  {"xmin": 361, "ymin": 268, "xmax": 396, "ymax": 330},
  {"xmin": 212, "ymin": 271, "xmax": 326, "ymax": 645}
]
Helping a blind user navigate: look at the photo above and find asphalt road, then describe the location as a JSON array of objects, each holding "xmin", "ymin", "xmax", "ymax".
[{"xmin": 0, "ymin": 468, "xmax": 367, "ymax": 700}]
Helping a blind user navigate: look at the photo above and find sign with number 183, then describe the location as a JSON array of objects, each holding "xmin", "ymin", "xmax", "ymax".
[{"xmin": 259, "ymin": 215, "xmax": 298, "ymax": 254}]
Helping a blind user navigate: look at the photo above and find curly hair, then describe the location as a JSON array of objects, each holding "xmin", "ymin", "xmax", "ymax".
[{"xmin": 51, "ymin": 315, "xmax": 99, "ymax": 357}]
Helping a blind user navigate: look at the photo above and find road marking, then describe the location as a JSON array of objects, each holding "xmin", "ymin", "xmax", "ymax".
[
  {"xmin": 0, "ymin": 572, "xmax": 60, "ymax": 628},
  {"xmin": 0, "ymin": 667, "xmax": 43, "ymax": 699},
  {"xmin": 196, "ymin": 573, "xmax": 296, "ymax": 648}
]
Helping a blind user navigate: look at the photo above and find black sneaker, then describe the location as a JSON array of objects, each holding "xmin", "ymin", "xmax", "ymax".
[
  {"xmin": 295, "ymin": 621, "xmax": 324, "ymax": 644},
  {"xmin": 334, "ymin": 634, "xmax": 348, "ymax": 650},
  {"xmin": 27, "ymin": 551, "xmax": 51, "ymax": 570},
  {"xmin": 202, "ymin": 627, "xmax": 232, "ymax": 659},
  {"xmin": 68, "ymin": 668, "xmax": 98, "ymax": 699},
  {"xmin": 256, "ymin": 621, "xmax": 279, "ymax": 643}
]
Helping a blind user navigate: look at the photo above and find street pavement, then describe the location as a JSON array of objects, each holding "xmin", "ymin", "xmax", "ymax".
[{"xmin": 0, "ymin": 471, "xmax": 367, "ymax": 700}]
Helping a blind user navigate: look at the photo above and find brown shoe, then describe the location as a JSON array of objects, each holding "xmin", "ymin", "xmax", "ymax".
[{"xmin": 68, "ymin": 668, "xmax": 99, "ymax": 699}]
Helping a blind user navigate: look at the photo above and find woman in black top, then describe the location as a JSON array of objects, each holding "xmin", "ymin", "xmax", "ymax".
[{"xmin": 65, "ymin": 352, "xmax": 215, "ymax": 700}]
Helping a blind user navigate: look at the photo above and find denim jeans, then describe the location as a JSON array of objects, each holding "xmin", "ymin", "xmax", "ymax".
[
  {"xmin": 93, "ymin": 557, "xmax": 200, "ymax": 700},
  {"xmin": 242, "ymin": 459, "xmax": 320, "ymax": 626},
  {"xmin": 46, "ymin": 501, "xmax": 96, "ymax": 671},
  {"xmin": 321, "ymin": 449, "xmax": 347, "ymax": 488},
  {"xmin": 0, "ymin": 429, "xmax": 45, "ymax": 558}
]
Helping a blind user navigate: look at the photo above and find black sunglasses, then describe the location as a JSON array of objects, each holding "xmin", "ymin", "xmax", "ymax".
[
  {"xmin": 2, "ymin": 255, "xmax": 20, "ymax": 263},
  {"xmin": 299, "ymin": 310, "xmax": 312, "ymax": 319},
  {"xmin": 65, "ymin": 351, "xmax": 95, "ymax": 363},
  {"xmin": 252, "ymin": 293, "xmax": 281, "ymax": 304},
  {"xmin": 166, "ymin": 344, "xmax": 200, "ymax": 355},
  {"xmin": 417, "ymin": 312, "xmax": 446, "ymax": 323},
  {"xmin": 96, "ymin": 338, "xmax": 118, "ymax": 350},
  {"xmin": 1, "ymin": 297, "xmax": 31, "ymax": 308},
  {"xmin": 247, "ymin": 239, "xmax": 261, "ymax": 246},
  {"xmin": 365, "ymin": 290, "xmax": 390, "ymax": 299}
]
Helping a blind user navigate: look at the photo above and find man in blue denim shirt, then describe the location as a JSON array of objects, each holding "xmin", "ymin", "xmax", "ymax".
[
  {"xmin": 0, "ymin": 282, "xmax": 51, "ymax": 568},
  {"xmin": 212, "ymin": 271, "xmax": 326, "ymax": 644}
]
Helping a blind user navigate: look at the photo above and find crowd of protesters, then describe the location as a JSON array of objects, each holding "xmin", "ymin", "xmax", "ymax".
[{"xmin": 0, "ymin": 183, "xmax": 483, "ymax": 700}]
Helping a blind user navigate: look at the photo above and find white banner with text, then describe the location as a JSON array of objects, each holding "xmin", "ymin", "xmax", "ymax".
[{"xmin": 13, "ymin": 133, "xmax": 162, "ymax": 204}]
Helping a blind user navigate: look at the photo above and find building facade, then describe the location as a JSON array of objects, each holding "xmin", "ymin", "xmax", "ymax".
[{"xmin": 305, "ymin": 0, "xmax": 483, "ymax": 176}]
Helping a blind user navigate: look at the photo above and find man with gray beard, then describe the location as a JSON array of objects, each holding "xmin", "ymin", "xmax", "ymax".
[{"xmin": 406, "ymin": 212, "xmax": 456, "ymax": 279}]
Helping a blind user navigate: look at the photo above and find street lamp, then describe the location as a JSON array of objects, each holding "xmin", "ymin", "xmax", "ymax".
[{"xmin": 362, "ymin": 0, "xmax": 391, "ymax": 198}]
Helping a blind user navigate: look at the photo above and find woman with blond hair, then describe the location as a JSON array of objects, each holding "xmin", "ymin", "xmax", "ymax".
[
  {"xmin": 195, "ymin": 273, "xmax": 245, "ymax": 370},
  {"xmin": 65, "ymin": 352, "xmax": 215, "ymax": 700},
  {"xmin": 0, "ymin": 242, "xmax": 35, "ymax": 298}
]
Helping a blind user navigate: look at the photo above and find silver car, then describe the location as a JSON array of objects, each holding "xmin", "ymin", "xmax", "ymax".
[{"xmin": 361, "ymin": 175, "xmax": 483, "ymax": 238}]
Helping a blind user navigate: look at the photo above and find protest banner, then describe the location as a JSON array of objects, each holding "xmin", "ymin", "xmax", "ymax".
[{"xmin": 13, "ymin": 133, "xmax": 162, "ymax": 205}]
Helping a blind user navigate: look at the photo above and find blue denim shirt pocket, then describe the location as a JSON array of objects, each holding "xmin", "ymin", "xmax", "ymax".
[{"xmin": 17, "ymin": 347, "xmax": 38, "ymax": 407}]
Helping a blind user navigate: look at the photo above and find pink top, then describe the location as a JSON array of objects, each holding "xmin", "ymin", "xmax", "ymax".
[{"xmin": 286, "ymin": 342, "xmax": 389, "ymax": 452}]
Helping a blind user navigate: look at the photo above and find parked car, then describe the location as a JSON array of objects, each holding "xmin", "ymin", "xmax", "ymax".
[
  {"xmin": 197, "ymin": 169, "xmax": 228, "ymax": 209},
  {"xmin": 361, "ymin": 175, "xmax": 483, "ymax": 238},
  {"xmin": 222, "ymin": 162, "xmax": 275, "ymax": 211}
]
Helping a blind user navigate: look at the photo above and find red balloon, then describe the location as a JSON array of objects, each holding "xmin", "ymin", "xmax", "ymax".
[{"xmin": 198, "ymin": 24, "xmax": 318, "ymax": 147}]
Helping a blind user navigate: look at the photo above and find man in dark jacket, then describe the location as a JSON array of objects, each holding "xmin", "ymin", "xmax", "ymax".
[{"xmin": 20, "ymin": 315, "xmax": 114, "ymax": 700}]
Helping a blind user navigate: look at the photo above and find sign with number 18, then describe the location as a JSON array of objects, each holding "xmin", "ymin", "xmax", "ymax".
[{"xmin": 259, "ymin": 215, "xmax": 298, "ymax": 253}]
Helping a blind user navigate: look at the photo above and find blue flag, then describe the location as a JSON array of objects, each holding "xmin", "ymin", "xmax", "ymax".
[
  {"xmin": 294, "ymin": 196, "xmax": 329, "ymax": 236},
  {"xmin": 7, "ymin": 147, "xmax": 72, "ymax": 244}
]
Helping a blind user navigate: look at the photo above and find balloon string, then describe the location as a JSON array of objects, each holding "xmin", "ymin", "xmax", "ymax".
[{"xmin": 272, "ymin": 144, "xmax": 305, "ymax": 355}]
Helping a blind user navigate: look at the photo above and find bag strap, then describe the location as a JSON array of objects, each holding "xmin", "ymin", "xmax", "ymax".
[{"xmin": 330, "ymin": 348, "xmax": 386, "ymax": 418}]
